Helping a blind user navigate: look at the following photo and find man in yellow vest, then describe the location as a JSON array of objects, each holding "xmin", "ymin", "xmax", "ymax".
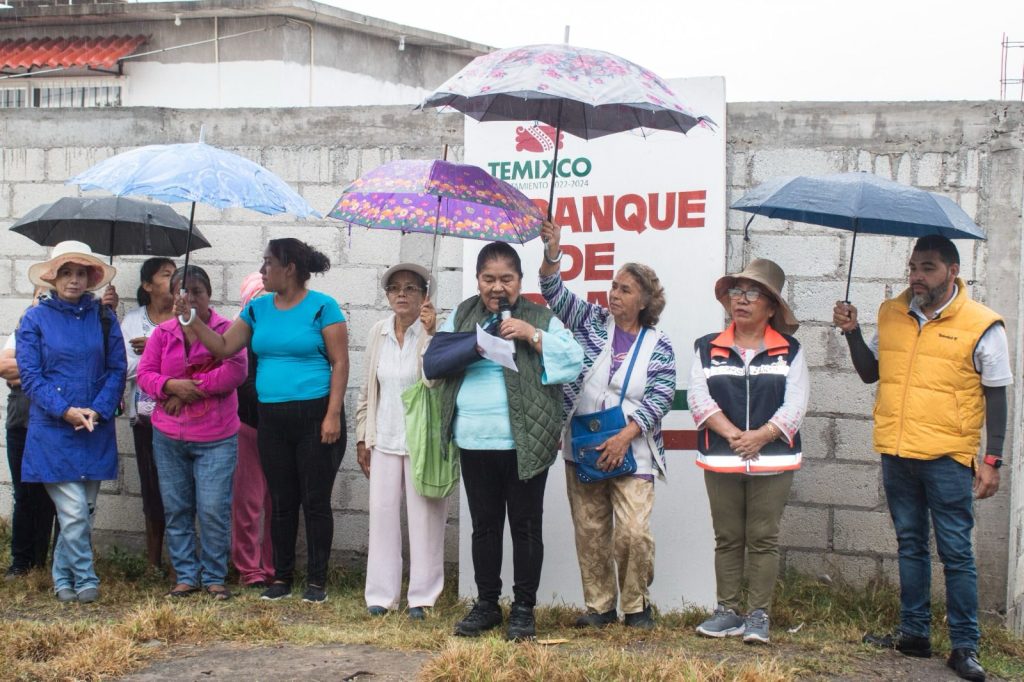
[{"xmin": 833, "ymin": 235, "xmax": 1010, "ymax": 682}]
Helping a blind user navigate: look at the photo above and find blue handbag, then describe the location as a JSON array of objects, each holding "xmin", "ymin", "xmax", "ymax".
[{"xmin": 570, "ymin": 327, "xmax": 647, "ymax": 483}]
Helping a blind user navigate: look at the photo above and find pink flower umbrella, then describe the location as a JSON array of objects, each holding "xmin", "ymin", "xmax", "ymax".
[{"xmin": 417, "ymin": 43, "xmax": 716, "ymax": 219}]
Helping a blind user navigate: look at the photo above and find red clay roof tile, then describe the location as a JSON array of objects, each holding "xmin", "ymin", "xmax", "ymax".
[{"xmin": 0, "ymin": 35, "xmax": 146, "ymax": 70}]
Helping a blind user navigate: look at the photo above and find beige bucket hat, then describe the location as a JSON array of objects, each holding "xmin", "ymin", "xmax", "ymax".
[
  {"xmin": 714, "ymin": 258, "xmax": 799, "ymax": 335},
  {"xmin": 28, "ymin": 240, "xmax": 116, "ymax": 291}
]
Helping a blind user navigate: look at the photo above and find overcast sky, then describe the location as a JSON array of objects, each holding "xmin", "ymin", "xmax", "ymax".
[{"xmin": 327, "ymin": 0, "xmax": 1024, "ymax": 102}]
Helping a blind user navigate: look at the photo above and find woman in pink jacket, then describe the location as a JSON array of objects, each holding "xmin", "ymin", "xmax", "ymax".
[{"xmin": 138, "ymin": 266, "xmax": 247, "ymax": 600}]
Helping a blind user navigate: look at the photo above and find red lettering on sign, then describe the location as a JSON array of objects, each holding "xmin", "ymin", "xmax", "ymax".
[
  {"xmin": 678, "ymin": 190, "xmax": 706, "ymax": 228},
  {"xmin": 560, "ymin": 244, "xmax": 583, "ymax": 280},
  {"xmin": 556, "ymin": 198, "xmax": 582, "ymax": 232},
  {"xmin": 582, "ymin": 195, "xmax": 614, "ymax": 232},
  {"xmin": 584, "ymin": 243, "xmax": 615, "ymax": 280},
  {"xmin": 649, "ymin": 192, "xmax": 675, "ymax": 230},
  {"xmin": 587, "ymin": 291, "xmax": 609, "ymax": 307},
  {"xmin": 524, "ymin": 191, "xmax": 706, "ymax": 233},
  {"xmin": 616, "ymin": 194, "xmax": 647, "ymax": 233}
]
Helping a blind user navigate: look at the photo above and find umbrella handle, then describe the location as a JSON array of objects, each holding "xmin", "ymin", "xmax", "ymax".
[{"xmin": 177, "ymin": 288, "xmax": 197, "ymax": 326}]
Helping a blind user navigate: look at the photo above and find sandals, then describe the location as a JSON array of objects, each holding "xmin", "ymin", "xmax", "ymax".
[
  {"xmin": 167, "ymin": 584, "xmax": 201, "ymax": 598},
  {"xmin": 205, "ymin": 585, "xmax": 232, "ymax": 601}
]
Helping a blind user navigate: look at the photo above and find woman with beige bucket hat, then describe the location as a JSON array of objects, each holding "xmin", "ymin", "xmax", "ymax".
[
  {"xmin": 15, "ymin": 240, "xmax": 127, "ymax": 603},
  {"xmin": 687, "ymin": 258, "xmax": 808, "ymax": 645}
]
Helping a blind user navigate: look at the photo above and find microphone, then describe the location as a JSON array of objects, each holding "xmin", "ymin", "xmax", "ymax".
[{"xmin": 498, "ymin": 297, "xmax": 515, "ymax": 360}]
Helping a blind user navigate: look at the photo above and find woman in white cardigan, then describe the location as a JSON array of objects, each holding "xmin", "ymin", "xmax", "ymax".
[{"xmin": 355, "ymin": 263, "xmax": 444, "ymax": 619}]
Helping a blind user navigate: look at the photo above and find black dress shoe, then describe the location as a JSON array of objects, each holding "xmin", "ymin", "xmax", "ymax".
[
  {"xmin": 862, "ymin": 631, "xmax": 932, "ymax": 658},
  {"xmin": 947, "ymin": 648, "xmax": 986, "ymax": 682},
  {"xmin": 623, "ymin": 605, "xmax": 655, "ymax": 630},
  {"xmin": 575, "ymin": 608, "xmax": 618, "ymax": 628}
]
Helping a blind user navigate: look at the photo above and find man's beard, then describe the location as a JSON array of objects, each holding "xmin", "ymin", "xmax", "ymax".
[{"xmin": 911, "ymin": 280, "xmax": 950, "ymax": 309}]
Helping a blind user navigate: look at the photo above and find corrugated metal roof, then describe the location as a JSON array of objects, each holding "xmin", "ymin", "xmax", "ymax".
[{"xmin": 0, "ymin": 35, "xmax": 146, "ymax": 70}]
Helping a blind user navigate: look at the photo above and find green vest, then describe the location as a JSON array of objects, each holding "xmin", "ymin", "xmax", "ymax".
[{"xmin": 439, "ymin": 295, "xmax": 564, "ymax": 481}]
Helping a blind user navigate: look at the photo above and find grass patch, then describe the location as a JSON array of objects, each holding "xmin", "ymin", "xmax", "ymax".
[{"xmin": 0, "ymin": 518, "xmax": 1022, "ymax": 680}]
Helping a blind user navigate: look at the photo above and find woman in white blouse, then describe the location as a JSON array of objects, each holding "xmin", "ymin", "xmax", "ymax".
[{"xmin": 355, "ymin": 263, "xmax": 443, "ymax": 620}]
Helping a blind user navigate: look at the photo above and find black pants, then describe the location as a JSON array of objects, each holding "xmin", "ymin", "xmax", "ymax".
[
  {"xmin": 131, "ymin": 418, "xmax": 167, "ymax": 567},
  {"xmin": 257, "ymin": 397, "xmax": 345, "ymax": 586},
  {"xmin": 460, "ymin": 449, "xmax": 548, "ymax": 607},
  {"xmin": 6, "ymin": 426, "xmax": 56, "ymax": 570}
]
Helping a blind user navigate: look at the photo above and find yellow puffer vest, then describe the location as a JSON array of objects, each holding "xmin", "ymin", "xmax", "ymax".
[{"xmin": 873, "ymin": 279, "xmax": 1002, "ymax": 467}]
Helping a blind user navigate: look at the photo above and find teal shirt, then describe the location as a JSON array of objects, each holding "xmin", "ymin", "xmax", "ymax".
[
  {"xmin": 439, "ymin": 310, "xmax": 583, "ymax": 450},
  {"xmin": 239, "ymin": 290, "xmax": 345, "ymax": 403}
]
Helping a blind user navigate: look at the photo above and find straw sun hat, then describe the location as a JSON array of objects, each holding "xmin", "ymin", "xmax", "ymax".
[
  {"xmin": 714, "ymin": 258, "xmax": 799, "ymax": 335},
  {"xmin": 28, "ymin": 240, "xmax": 116, "ymax": 291}
]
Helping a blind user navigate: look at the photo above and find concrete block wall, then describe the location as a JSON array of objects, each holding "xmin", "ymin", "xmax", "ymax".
[
  {"xmin": 0, "ymin": 106, "xmax": 469, "ymax": 570},
  {"xmin": 2, "ymin": 103, "xmax": 1023, "ymax": 628},
  {"xmin": 727, "ymin": 102, "xmax": 1024, "ymax": 619}
]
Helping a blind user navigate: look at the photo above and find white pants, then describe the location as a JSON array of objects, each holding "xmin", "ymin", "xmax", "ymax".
[{"xmin": 364, "ymin": 448, "xmax": 448, "ymax": 609}]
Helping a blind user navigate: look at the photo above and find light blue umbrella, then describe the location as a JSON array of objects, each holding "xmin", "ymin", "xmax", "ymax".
[
  {"xmin": 68, "ymin": 135, "xmax": 319, "ymax": 323},
  {"xmin": 731, "ymin": 172, "xmax": 985, "ymax": 301}
]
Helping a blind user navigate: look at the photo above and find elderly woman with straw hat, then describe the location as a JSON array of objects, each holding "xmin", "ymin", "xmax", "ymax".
[
  {"xmin": 15, "ymin": 241, "xmax": 127, "ymax": 603},
  {"xmin": 687, "ymin": 258, "xmax": 808, "ymax": 645}
]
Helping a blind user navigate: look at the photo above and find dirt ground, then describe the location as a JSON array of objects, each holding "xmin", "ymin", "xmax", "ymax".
[{"xmin": 117, "ymin": 641, "xmax": 1007, "ymax": 681}]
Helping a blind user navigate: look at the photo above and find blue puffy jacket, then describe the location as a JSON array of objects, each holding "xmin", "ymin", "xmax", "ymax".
[{"xmin": 15, "ymin": 293, "xmax": 127, "ymax": 483}]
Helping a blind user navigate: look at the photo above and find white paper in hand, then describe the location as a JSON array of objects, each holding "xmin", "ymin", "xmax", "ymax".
[{"xmin": 476, "ymin": 324, "xmax": 518, "ymax": 372}]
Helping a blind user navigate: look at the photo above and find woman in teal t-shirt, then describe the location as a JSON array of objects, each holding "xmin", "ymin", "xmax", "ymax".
[{"xmin": 178, "ymin": 238, "xmax": 349, "ymax": 605}]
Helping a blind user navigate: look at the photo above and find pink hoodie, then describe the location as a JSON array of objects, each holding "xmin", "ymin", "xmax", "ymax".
[{"xmin": 137, "ymin": 309, "xmax": 247, "ymax": 442}]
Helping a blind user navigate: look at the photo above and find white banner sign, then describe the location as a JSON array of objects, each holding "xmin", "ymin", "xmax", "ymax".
[{"xmin": 459, "ymin": 76, "xmax": 726, "ymax": 611}]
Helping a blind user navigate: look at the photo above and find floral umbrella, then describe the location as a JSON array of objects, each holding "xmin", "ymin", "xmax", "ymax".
[
  {"xmin": 418, "ymin": 43, "xmax": 716, "ymax": 218},
  {"xmin": 328, "ymin": 159, "xmax": 544, "ymax": 244}
]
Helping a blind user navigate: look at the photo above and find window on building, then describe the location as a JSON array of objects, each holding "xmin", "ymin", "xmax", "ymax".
[{"xmin": 0, "ymin": 77, "xmax": 124, "ymax": 108}]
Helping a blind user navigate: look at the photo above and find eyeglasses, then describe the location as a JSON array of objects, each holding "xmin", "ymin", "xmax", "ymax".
[
  {"xmin": 384, "ymin": 284, "xmax": 424, "ymax": 296},
  {"xmin": 726, "ymin": 287, "xmax": 764, "ymax": 303}
]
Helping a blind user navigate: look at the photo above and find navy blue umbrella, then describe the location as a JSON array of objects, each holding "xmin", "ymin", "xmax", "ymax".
[{"xmin": 731, "ymin": 172, "xmax": 986, "ymax": 301}]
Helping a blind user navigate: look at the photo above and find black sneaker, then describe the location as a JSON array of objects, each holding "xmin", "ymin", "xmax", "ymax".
[
  {"xmin": 947, "ymin": 648, "xmax": 986, "ymax": 682},
  {"xmin": 302, "ymin": 585, "xmax": 327, "ymax": 603},
  {"xmin": 260, "ymin": 582, "xmax": 293, "ymax": 601},
  {"xmin": 453, "ymin": 600, "xmax": 503, "ymax": 637},
  {"xmin": 575, "ymin": 608, "xmax": 618, "ymax": 628},
  {"xmin": 506, "ymin": 603, "xmax": 536, "ymax": 641},
  {"xmin": 623, "ymin": 605, "xmax": 655, "ymax": 630},
  {"xmin": 4, "ymin": 566, "xmax": 29, "ymax": 582},
  {"xmin": 863, "ymin": 631, "xmax": 932, "ymax": 658}
]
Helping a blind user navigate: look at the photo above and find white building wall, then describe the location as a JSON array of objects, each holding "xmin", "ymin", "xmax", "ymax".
[{"xmin": 124, "ymin": 62, "xmax": 431, "ymax": 108}]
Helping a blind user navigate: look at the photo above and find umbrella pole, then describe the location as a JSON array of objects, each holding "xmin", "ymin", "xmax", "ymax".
[
  {"xmin": 545, "ymin": 101, "xmax": 564, "ymax": 223},
  {"xmin": 430, "ymin": 195, "xmax": 443, "ymax": 298},
  {"xmin": 178, "ymin": 201, "xmax": 198, "ymax": 326},
  {"xmin": 844, "ymin": 221, "xmax": 859, "ymax": 303}
]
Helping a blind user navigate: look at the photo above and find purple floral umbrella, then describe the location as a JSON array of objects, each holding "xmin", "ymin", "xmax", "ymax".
[
  {"xmin": 417, "ymin": 43, "xmax": 716, "ymax": 218},
  {"xmin": 328, "ymin": 159, "xmax": 544, "ymax": 244}
]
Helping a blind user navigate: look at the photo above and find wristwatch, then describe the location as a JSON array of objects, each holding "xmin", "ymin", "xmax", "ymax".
[
  {"xmin": 531, "ymin": 328, "xmax": 542, "ymax": 345},
  {"xmin": 983, "ymin": 454, "xmax": 1003, "ymax": 469}
]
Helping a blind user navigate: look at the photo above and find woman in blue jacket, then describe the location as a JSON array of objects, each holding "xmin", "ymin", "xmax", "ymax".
[{"xmin": 16, "ymin": 241, "xmax": 127, "ymax": 604}]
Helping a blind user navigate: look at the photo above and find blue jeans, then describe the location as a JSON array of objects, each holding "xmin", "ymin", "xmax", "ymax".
[
  {"xmin": 881, "ymin": 454, "xmax": 979, "ymax": 649},
  {"xmin": 153, "ymin": 430, "xmax": 237, "ymax": 587},
  {"xmin": 44, "ymin": 480, "xmax": 99, "ymax": 594}
]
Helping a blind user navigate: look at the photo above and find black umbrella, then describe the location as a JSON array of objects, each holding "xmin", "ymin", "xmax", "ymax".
[
  {"xmin": 10, "ymin": 196, "xmax": 211, "ymax": 264},
  {"xmin": 731, "ymin": 172, "xmax": 986, "ymax": 302}
]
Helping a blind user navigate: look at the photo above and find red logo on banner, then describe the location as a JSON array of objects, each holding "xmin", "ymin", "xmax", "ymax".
[{"xmin": 515, "ymin": 125, "xmax": 563, "ymax": 153}]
